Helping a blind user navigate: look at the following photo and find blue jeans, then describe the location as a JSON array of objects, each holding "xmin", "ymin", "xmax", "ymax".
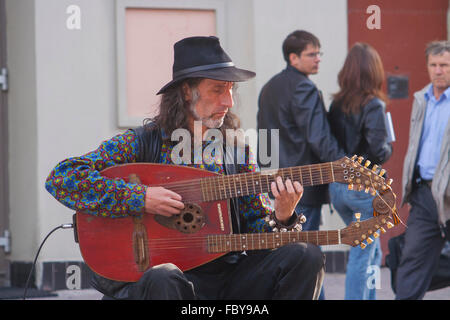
[
  {"xmin": 295, "ymin": 203, "xmax": 325, "ymax": 300},
  {"xmin": 328, "ymin": 183, "xmax": 382, "ymax": 300}
]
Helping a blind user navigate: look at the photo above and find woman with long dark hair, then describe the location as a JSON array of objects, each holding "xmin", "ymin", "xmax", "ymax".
[{"xmin": 328, "ymin": 42, "xmax": 393, "ymax": 300}]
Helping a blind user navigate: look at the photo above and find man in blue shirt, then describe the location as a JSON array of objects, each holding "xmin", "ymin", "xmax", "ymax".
[{"xmin": 397, "ymin": 41, "xmax": 450, "ymax": 299}]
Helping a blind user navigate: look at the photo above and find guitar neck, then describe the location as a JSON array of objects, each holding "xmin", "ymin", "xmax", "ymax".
[
  {"xmin": 207, "ymin": 229, "xmax": 340, "ymax": 253},
  {"xmin": 201, "ymin": 162, "xmax": 336, "ymax": 201}
]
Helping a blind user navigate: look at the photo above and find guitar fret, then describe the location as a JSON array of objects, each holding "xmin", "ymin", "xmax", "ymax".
[
  {"xmin": 216, "ymin": 234, "xmax": 219, "ymax": 253},
  {"xmin": 275, "ymin": 233, "xmax": 280, "ymax": 247},
  {"xmin": 252, "ymin": 176, "xmax": 256, "ymax": 195},
  {"xmin": 319, "ymin": 164, "xmax": 324, "ymax": 184},
  {"xmin": 232, "ymin": 176, "xmax": 237, "ymax": 197},
  {"xmin": 303, "ymin": 167, "xmax": 309, "ymax": 185},
  {"xmin": 257, "ymin": 176, "xmax": 263, "ymax": 194},
  {"xmin": 309, "ymin": 166, "xmax": 313, "ymax": 186},
  {"xmin": 227, "ymin": 176, "xmax": 232, "ymax": 199},
  {"xmin": 237, "ymin": 176, "xmax": 243, "ymax": 196},
  {"xmin": 221, "ymin": 176, "xmax": 227, "ymax": 199},
  {"xmin": 244, "ymin": 173, "xmax": 250, "ymax": 196},
  {"xmin": 242, "ymin": 235, "xmax": 248, "ymax": 250},
  {"xmin": 330, "ymin": 162, "xmax": 335, "ymax": 182}
]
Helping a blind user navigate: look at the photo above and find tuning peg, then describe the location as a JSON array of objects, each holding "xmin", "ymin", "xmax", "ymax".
[
  {"xmin": 372, "ymin": 164, "xmax": 379, "ymax": 172},
  {"xmin": 357, "ymin": 156, "xmax": 364, "ymax": 164},
  {"xmin": 299, "ymin": 215, "xmax": 307, "ymax": 224},
  {"xmin": 386, "ymin": 221, "xmax": 394, "ymax": 229},
  {"xmin": 360, "ymin": 243, "xmax": 367, "ymax": 249},
  {"xmin": 354, "ymin": 212, "xmax": 361, "ymax": 222},
  {"xmin": 370, "ymin": 188, "xmax": 377, "ymax": 196},
  {"xmin": 348, "ymin": 184, "xmax": 354, "ymax": 190},
  {"xmin": 373, "ymin": 232, "xmax": 379, "ymax": 239},
  {"xmin": 365, "ymin": 187, "xmax": 370, "ymax": 193},
  {"xmin": 380, "ymin": 227, "xmax": 386, "ymax": 233},
  {"xmin": 366, "ymin": 237, "xmax": 374, "ymax": 244},
  {"xmin": 379, "ymin": 169, "xmax": 386, "ymax": 177},
  {"xmin": 387, "ymin": 178, "xmax": 393, "ymax": 186},
  {"xmin": 364, "ymin": 160, "xmax": 371, "ymax": 168},
  {"xmin": 351, "ymin": 155, "xmax": 358, "ymax": 161}
]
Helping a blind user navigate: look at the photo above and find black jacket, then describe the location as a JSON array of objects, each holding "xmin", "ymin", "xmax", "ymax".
[
  {"xmin": 327, "ymin": 97, "xmax": 392, "ymax": 165},
  {"xmin": 257, "ymin": 65, "xmax": 344, "ymax": 206}
]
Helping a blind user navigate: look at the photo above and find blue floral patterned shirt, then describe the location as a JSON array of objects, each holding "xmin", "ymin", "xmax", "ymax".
[{"xmin": 45, "ymin": 129, "xmax": 274, "ymax": 233}]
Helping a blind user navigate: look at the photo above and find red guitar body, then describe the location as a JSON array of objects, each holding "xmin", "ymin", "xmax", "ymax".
[
  {"xmin": 76, "ymin": 163, "xmax": 232, "ymax": 282},
  {"xmin": 74, "ymin": 157, "xmax": 399, "ymax": 282}
]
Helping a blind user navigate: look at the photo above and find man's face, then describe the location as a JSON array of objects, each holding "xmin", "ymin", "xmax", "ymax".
[
  {"xmin": 427, "ymin": 51, "xmax": 450, "ymax": 92},
  {"xmin": 186, "ymin": 79, "xmax": 234, "ymax": 129},
  {"xmin": 290, "ymin": 43, "xmax": 322, "ymax": 75}
]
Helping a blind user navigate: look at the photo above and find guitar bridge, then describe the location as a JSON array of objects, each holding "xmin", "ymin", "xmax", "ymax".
[{"xmin": 132, "ymin": 216, "xmax": 150, "ymax": 272}]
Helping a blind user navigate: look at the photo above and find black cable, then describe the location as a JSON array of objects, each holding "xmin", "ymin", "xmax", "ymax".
[{"xmin": 22, "ymin": 223, "xmax": 73, "ymax": 300}]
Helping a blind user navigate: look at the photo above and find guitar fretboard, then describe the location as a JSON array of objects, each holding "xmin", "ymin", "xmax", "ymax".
[
  {"xmin": 207, "ymin": 229, "xmax": 340, "ymax": 253},
  {"xmin": 200, "ymin": 162, "xmax": 337, "ymax": 201}
]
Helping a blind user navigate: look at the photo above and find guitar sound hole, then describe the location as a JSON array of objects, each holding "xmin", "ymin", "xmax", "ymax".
[
  {"xmin": 171, "ymin": 202, "xmax": 205, "ymax": 234},
  {"xmin": 183, "ymin": 213, "xmax": 194, "ymax": 223}
]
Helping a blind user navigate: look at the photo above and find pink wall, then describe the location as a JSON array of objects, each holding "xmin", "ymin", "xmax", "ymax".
[{"xmin": 125, "ymin": 8, "xmax": 216, "ymax": 118}]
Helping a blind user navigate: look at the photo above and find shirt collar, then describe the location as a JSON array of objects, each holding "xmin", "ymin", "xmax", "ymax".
[{"xmin": 425, "ymin": 84, "xmax": 450, "ymax": 101}]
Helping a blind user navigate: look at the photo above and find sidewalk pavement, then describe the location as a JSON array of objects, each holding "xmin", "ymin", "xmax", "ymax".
[{"xmin": 22, "ymin": 267, "xmax": 450, "ymax": 300}]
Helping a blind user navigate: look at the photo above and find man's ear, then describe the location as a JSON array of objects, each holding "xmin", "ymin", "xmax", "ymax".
[
  {"xmin": 289, "ymin": 52, "xmax": 299, "ymax": 66},
  {"xmin": 182, "ymin": 82, "xmax": 192, "ymax": 102}
]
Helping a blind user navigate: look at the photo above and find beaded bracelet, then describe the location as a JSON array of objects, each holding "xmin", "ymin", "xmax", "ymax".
[{"xmin": 265, "ymin": 211, "xmax": 306, "ymax": 232}]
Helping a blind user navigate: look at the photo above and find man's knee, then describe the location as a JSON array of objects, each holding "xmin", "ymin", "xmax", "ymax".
[
  {"xmin": 280, "ymin": 243, "xmax": 325, "ymax": 271},
  {"xmin": 132, "ymin": 263, "xmax": 195, "ymax": 299},
  {"xmin": 140, "ymin": 263, "xmax": 183, "ymax": 285}
]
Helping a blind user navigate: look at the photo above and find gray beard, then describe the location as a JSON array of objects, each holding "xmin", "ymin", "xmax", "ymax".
[{"xmin": 189, "ymin": 103, "xmax": 224, "ymax": 129}]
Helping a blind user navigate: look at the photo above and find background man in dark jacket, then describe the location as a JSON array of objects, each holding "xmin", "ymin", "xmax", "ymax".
[
  {"xmin": 257, "ymin": 31, "xmax": 344, "ymax": 299},
  {"xmin": 257, "ymin": 30, "xmax": 343, "ymax": 230}
]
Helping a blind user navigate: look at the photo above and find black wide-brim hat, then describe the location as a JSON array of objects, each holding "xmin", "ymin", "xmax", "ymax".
[{"xmin": 157, "ymin": 36, "xmax": 256, "ymax": 95}]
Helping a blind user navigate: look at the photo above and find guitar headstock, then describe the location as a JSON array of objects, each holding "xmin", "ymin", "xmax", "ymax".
[
  {"xmin": 340, "ymin": 213, "xmax": 394, "ymax": 249},
  {"xmin": 332, "ymin": 155, "xmax": 392, "ymax": 195},
  {"xmin": 332, "ymin": 155, "xmax": 400, "ymax": 224}
]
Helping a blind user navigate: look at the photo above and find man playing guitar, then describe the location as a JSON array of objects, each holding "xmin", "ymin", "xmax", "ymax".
[{"xmin": 45, "ymin": 36, "xmax": 325, "ymax": 300}]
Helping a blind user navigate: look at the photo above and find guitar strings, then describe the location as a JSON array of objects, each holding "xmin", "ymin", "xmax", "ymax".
[
  {"xmin": 128, "ymin": 230, "xmax": 342, "ymax": 250},
  {"xmin": 159, "ymin": 163, "xmax": 342, "ymax": 189},
  {"xmin": 150, "ymin": 164, "xmax": 345, "ymax": 201}
]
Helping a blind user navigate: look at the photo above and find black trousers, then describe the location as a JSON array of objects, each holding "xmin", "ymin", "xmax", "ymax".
[
  {"xmin": 395, "ymin": 183, "xmax": 445, "ymax": 299},
  {"xmin": 108, "ymin": 243, "xmax": 325, "ymax": 300}
]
